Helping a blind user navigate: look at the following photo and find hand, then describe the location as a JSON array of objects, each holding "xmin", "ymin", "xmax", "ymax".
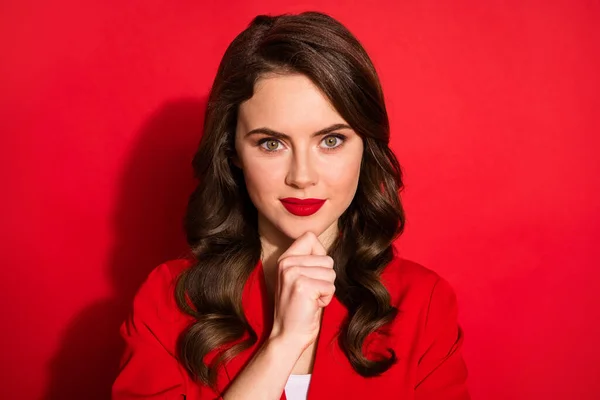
[{"xmin": 268, "ymin": 231, "xmax": 337, "ymax": 351}]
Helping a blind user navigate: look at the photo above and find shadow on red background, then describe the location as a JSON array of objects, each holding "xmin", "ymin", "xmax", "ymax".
[{"xmin": 42, "ymin": 98, "xmax": 207, "ymax": 399}]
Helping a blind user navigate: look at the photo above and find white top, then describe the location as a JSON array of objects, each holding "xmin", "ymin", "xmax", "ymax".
[{"xmin": 284, "ymin": 374, "xmax": 312, "ymax": 400}]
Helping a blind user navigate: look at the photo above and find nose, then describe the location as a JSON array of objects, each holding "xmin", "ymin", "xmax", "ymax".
[{"xmin": 285, "ymin": 148, "xmax": 318, "ymax": 189}]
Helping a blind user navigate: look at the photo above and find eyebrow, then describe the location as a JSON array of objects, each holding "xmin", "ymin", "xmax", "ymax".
[{"xmin": 244, "ymin": 123, "xmax": 353, "ymax": 140}]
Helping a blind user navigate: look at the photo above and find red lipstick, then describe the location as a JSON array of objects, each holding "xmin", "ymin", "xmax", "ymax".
[{"xmin": 280, "ymin": 198, "xmax": 325, "ymax": 217}]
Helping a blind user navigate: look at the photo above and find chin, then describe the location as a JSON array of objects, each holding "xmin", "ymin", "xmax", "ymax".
[
  {"xmin": 257, "ymin": 205, "xmax": 338, "ymax": 242},
  {"xmin": 279, "ymin": 217, "xmax": 334, "ymax": 239}
]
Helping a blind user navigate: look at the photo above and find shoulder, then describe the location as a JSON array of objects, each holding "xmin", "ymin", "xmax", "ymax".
[
  {"xmin": 130, "ymin": 257, "xmax": 196, "ymax": 325},
  {"xmin": 380, "ymin": 246, "xmax": 459, "ymax": 313},
  {"xmin": 137, "ymin": 257, "xmax": 194, "ymax": 296},
  {"xmin": 362, "ymin": 248, "xmax": 464, "ymax": 362}
]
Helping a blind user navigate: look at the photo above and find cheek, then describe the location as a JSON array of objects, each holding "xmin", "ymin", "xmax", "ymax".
[
  {"xmin": 322, "ymin": 156, "xmax": 362, "ymax": 188},
  {"xmin": 242, "ymin": 161, "xmax": 283, "ymax": 199}
]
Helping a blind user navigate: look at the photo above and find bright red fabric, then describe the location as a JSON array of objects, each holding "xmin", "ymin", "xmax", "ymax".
[{"xmin": 112, "ymin": 250, "xmax": 470, "ymax": 399}]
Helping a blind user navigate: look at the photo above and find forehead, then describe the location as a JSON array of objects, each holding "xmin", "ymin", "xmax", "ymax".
[{"xmin": 237, "ymin": 73, "xmax": 347, "ymax": 132}]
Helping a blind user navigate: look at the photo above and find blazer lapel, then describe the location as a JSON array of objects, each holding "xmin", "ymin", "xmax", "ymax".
[
  {"xmin": 305, "ymin": 292, "xmax": 351, "ymax": 400},
  {"xmin": 221, "ymin": 258, "xmax": 270, "ymax": 387}
]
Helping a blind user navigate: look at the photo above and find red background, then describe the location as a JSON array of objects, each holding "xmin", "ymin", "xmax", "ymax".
[{"xmin": 1, "ymin": 1, "xmax": 599, "ymax": 399}]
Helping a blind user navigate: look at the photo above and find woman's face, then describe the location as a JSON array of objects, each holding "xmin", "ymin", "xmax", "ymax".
[{"xmin": 233, "ymin": 73, "xmax": 364, "ymax": 246}]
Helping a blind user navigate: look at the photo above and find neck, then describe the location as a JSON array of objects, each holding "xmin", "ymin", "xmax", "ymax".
[{"xmin": 258, "ymin": 218, "xmax": 339, "ymax": 300}]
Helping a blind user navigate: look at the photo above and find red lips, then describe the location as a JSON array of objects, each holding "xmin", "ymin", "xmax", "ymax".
[{"xmin": 280, "ymin": 198, "xmax": 326, "ymax": 216}]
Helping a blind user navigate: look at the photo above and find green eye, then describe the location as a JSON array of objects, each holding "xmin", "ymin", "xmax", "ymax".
[
  {"xmin": 324, "ymin": 136, "xmax": 339, "ymax": 147},
  {"xmin": 257, "ymin": 134, "xmax": 347, "ymax": 153},
  {"xmin": 321, "ymin": 134, "xmax": 346, "ymax": 150},
  {"xmin": 264, "ymin": 140, "xmax": 279, "ymax": 151},
  {"xmin": 257, "ymin": 138, "xmax": 282, "ymax": 151}
]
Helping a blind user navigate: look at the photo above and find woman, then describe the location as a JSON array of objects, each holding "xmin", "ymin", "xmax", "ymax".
[{"xmin": 112, "ymin": 11, "xmax": 470, "ymax": 400}]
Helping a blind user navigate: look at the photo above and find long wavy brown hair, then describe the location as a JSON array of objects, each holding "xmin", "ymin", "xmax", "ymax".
[{"xmin": 174, "ymin": 11, "xmax": 406, "ymax": 392}]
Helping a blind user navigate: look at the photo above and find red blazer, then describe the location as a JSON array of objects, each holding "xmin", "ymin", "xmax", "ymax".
[{"xmin": 112, "ymin": 249, "xmax": 470, "ymax": 399}]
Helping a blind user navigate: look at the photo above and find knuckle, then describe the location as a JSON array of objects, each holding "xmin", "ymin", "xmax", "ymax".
[
  {"xmin": 277, "ymin": 258, "xmax": 286, "ymax": 269},
  {"xmin": 292, "ymin": 276, "xmax": 308, "ymax": 292},
  {"xmin": 306, "ymin": 231, "xmax": 318, "ymax": 242},
  {"xmin": 279, "ymin": 258, "xmax": 293, "ymax": 270},
  {"xmin": 281, "ymin": 264, "xmax": 297, "ymax": 277}
]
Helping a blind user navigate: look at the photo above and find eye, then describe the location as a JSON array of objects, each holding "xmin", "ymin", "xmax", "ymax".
[
  {"xmin": 320, "ymin": 134, "xmax": 346, "ymax": 150},
  {"xmin": 256, "ymin": 134, "xmax": 347, "ymax": 153},
  {"xmin": 258, "ymin": 139, "xmax": 283, "ymax": 152}
]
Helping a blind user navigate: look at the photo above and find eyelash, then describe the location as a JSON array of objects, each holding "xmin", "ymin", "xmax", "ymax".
[{"xmin": 256, "ymin": 134, "xmax": 348, "ymax": 153}]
